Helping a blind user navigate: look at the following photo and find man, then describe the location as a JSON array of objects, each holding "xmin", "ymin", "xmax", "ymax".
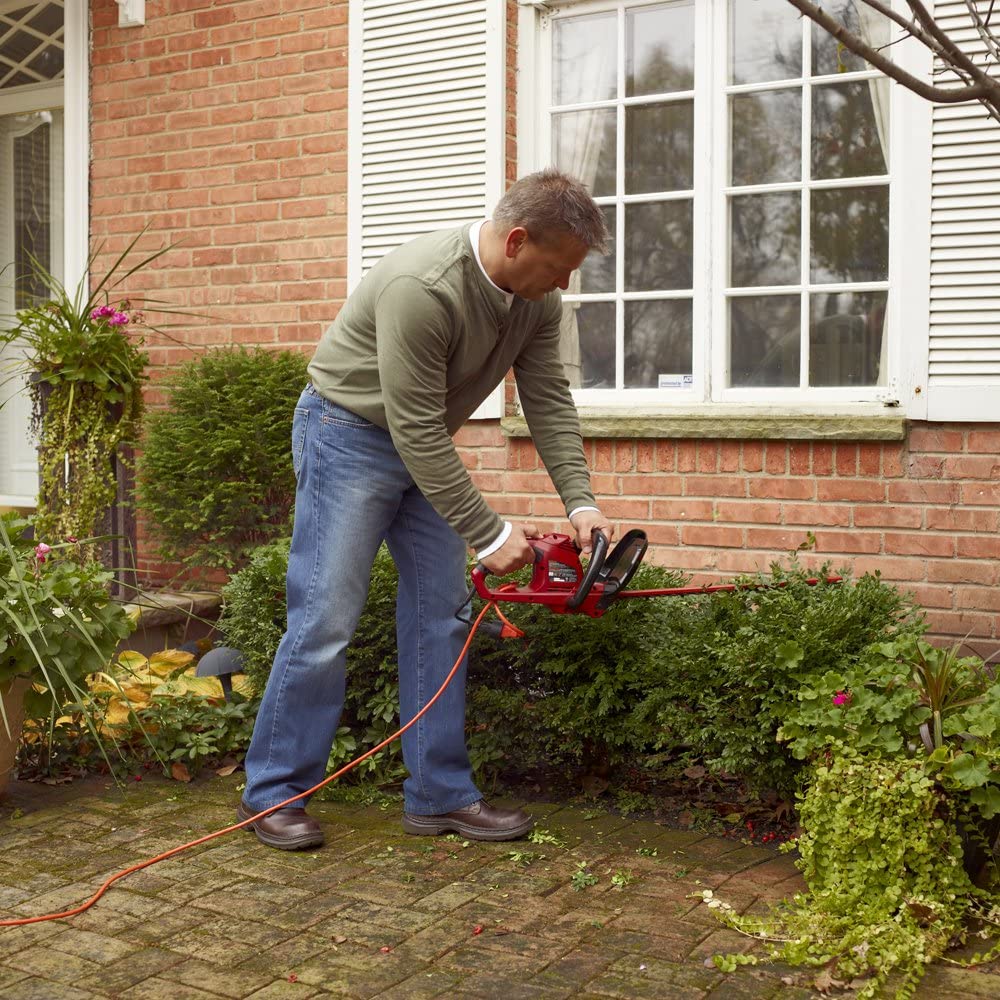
[{"xmin": 238, "ymin": 168, "xmax": 613, "ymax": 849}]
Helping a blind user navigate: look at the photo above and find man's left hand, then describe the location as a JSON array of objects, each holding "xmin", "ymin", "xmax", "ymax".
[{"xmin": 569, "ymin": 509, "xmax": 614, "ymax": 555}]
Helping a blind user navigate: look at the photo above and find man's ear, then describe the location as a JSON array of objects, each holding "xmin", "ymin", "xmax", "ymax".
[{"xmin": 504, "ymin": 226, "xmax": 529, "ymax": 260}]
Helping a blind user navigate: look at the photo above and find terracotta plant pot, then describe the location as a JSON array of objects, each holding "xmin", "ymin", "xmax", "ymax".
[{"xmin": 0, "ymin": 677, "xmax": 30, "ymax": 797}]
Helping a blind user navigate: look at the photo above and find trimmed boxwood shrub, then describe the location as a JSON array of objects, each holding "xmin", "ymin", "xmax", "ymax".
[
  {"xmin": 219, "ymin": 539, "xmax": 925, "ymax": 796},
  {"xmin": 136, "ymin": 346, "xmax": 309, "ymax": 575}
]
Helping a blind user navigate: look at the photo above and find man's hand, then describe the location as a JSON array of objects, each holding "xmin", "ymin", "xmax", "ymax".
[
  {"xmin": 569, "ymin": 509, "xmax": 613, "ymax": 555},
  {"xmin": 481, "ymin": 522, "xmax": 542, "ymax": 576}
]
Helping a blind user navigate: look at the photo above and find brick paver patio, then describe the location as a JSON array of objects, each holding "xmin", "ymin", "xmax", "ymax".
[{"xmin": 0, "ymin": 774, "xmax": 996, "ymax": 999}]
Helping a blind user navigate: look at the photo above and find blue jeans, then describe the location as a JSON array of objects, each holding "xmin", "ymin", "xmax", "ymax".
[{"xmin": 242, "ymin": 384, "xmax": 481, "ymax": 816}]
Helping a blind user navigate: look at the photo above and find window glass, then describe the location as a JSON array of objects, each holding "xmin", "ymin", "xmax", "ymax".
[
  {"xmin": 553, "ymin": 12, "xmax": 616, "ymax": 105},
  {"xmin": 729, "ymin": 0, "xmax": 801, "ymax": 84},
  {"xmin": 730, "ymin": 90, "xmax": 801, "ymax": 186},
  {"xmin": 627, "ymin": 3, "xmax": 694, "ymax": 95},
  {"xmin": 727, "ymin": 0, "xmax": 889, "ymax": 390},
  {"xmin": 546, "ymin": 0, "xmax": 891, "ymax": 399}
]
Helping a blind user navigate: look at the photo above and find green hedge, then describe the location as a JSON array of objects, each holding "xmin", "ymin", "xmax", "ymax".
[{"xmin": 219, "ymin": 540, "xmax": 925, "ymax": 797}]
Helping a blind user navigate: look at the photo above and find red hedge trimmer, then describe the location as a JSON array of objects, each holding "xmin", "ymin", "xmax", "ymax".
[{"xmin": 467, "ymin": 529, "xmax": 840, "ymax": 635}]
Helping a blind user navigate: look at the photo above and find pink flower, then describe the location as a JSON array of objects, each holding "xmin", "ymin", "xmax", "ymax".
[
  {"xmin": 832, "ymin": 690, "xmax": 851, "ymax": 707},
  {"xmin": 34, "ymin": 542, "xmax": 52, "ymax": 563},
  {"xmin": 89, "ymin": 304, "xmax": 116, "ymax": 321},
  {"xmin": 108, "ymin": 311, "xmax": 130, "ymax": 326}
]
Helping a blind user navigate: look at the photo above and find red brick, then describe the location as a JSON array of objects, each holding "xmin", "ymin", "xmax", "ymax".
[
  {"xmin": 908, "ymin": 585, "xmax": 955, "ymax": 610},
  {"xmin": 655, "ymin": 444, "xmax": 676, "ymax": 472},
  {"xmin": 670, "ymin": 499, "xmax": 717, "ymax": 521},
  {"xmin": 742, "ymin": 442, "xmax": 764, "ymax": 473},
  {"xmin": 908, "ymin": 425, "xmax": 964, "ymax": 452},
  {"xmin": 853, "ymin": 505, "xmax": 923, "ymax": 529},
  {"xmin": 812, "ymin": 443, "xmax": 834, "ymax": 475},
  {"xmin": 594, "ymin": 442, "xmax": 614, "ymax": 472},
  {"xmin": 961, "ymin": 482, "xmax": 1000, "ymax": 506},
  {"xmin": 764, "ymin": 443, "xmax": 787, "ymax": 476},
  {"xmin": 852, "ymin": 556, "xmax": 926, "ymax": 582},
  {"xmin": 696, "ymin": 442, "xmax": 719, "ymax": 474},
  {"xmin": 885, "ymin": 532, "xmax": 954, "ymax": 557},
  {"xmin": 816, "ymin": 480, "xmax": 885, "ymax": 503},
  {"xmin": 636, "ymin": 442, "xmax": 655, "ymax": 473},
  {"xmin": 924, "ymin": 610, "xmax": 995, "ymax": 638},
  {"xmin": 967, "ymin": 429, "xmax": 1000, "ymax": 453},
  {"xmin": 642, "ymin": 524, "xmax": 682, "ymax": 546},
  {"xmin": 814, "ymin": 531, "xmax": 882, "ymax": 554},
  {"xmin": 746, "ymin": 527, "xmax": 808, "ymax": 551},
  {"xmin": 957, "ymin": 535, "xmax": 1000, "ymax": 559},
  {"xmin": 617, "ymin": 474, "xmax": 679, "ymax": 496},
  {"xmin": 677, "ymin": 441, "xmax": 697, "ymax": 473},
  {"xmin": 614, "ymin": 443, "xmax": 635, "ymax": 473},
  {"xmin": 887, "ymin": 481, "xmax": 960, "ymax": 505},
  {"xmin": 942, "ymin": 456, "xmax": 1000, "ymax": 480},
  {"xmin": 927, "ymin": 560, "xmax": 997, "ymax": 586},
  {"xmin": 834, "ymin": 443, "xmax": 858, "ymax": 476},
  {"xmin": 719, "ymin": 442, "xmax": 740, "ymax": 473},
  {"xmin": 681, "ymin": 525, "xmax": 744, "ymax": 548},
  {"xmin": 909, "ymin": 453, "xmax": 950, "ymax": 481},
  {"xmin": 925, "ymin": 507, "xmax": 999, "ymax": 532},
  {"xmin": 858, "ymin": 443, "xmax": 881, "ymax": 476},
  {"xmin": 748, "ymin": 477, "xmax": 813, "ymax": 500},
  {"xmin": 714, "ymin": 501, "xmax": 778, "ymax": 524},
  {"xmin": 686, "ymin": 476, "xmax": 746, "ymax": 498},
  {"xmin": 784, "ymin": 503, "xmax": 850, "ymax": 527},
  {"xmin": 789, "ymin": 442, "xmax": 810, "ymax": 476},
  {"xmin": 602, "ymin": 499, "xmax": 651, "ymax": 519},
  {"xmin": 883, "ymin": 446, "xmax": 905, "ymax": 477}
]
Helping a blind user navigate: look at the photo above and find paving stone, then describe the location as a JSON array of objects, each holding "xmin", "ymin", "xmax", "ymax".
[
  {"xmin": 367, "ymin": 967, "xmax": 461, "ymax": 999},
  {"xmin": 118, "ymin": 976, "xmax": 224, "ymax": 1000},
  {"xmin": 244, "ymin": 979, "xmax": 326, "ymax": 1000},
  {"xmin": 158, "ymin": 955, "xmax": 275, "ymax": 998},
  {"xmin": 0, "ymin": 977, "xmax": 100, "ymax": 999},
  {"xmin": 46, "ymin": 926, "xmax": 137, "ymax": 964},
  {"xmin": 75, "ymin": 945, "xmax": 187, "ymax": 994}
]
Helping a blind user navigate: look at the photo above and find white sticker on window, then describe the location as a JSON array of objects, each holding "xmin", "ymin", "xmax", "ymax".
[{"xmin": 658, "ymin": 374, "xmax": 694, "ymax": 389}]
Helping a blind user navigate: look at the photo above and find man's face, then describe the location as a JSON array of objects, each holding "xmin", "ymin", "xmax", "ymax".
[{"xmin": 504, "ymin": 229, "xmax": 590, "ymax": 301}]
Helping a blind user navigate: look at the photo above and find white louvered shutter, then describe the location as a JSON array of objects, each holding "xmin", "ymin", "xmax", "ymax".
[
  {"xmin": 926, "ymin": 2, "xmax": 1000, "ymax": 420},
  {"xmin": 348, "ymin": 0, "xmax": 505, "ymax": 285}
]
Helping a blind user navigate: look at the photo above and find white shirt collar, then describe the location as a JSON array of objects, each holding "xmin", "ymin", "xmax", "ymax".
[{"xmin": 470, "ymin": 219, "xmax": 514, "ymax": 308}]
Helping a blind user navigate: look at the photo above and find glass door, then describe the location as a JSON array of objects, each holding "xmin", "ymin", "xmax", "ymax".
[{"xmin": 0, "ymin": 1, "xmax": 66, "ymax": 509}]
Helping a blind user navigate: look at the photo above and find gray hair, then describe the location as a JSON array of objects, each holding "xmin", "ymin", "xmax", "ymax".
[{"xmin": 492, "ymin": 168, "xmax": 611, "ymax": 254}]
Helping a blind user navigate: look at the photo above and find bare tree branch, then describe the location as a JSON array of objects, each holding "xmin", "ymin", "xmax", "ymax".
[
  {"xmin": 785, "ymin": 0, "xmax": 1000, "ymax": 125},
  {"xmin": 965, "ymin": 0, "xmax": 1000, "ymax": 70}
]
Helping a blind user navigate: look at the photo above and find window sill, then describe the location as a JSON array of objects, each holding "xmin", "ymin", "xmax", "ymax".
[{"xmin": 500, "ymin": 408, "xmax": 907, "ymax": 441}]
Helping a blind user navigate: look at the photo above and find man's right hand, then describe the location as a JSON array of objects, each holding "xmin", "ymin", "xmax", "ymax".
[{"xmin": 481, "ymin": 523, "xmax": 541, "ymax": 576}]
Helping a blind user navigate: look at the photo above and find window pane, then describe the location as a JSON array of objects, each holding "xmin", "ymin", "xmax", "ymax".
[
  {"xmin": 731, "ymin": 90, "xmax": 801, "ymax": 186},
  {"xmin": 730, "ymin": 193, "xmax": 800, "ymax": 287},
  {"xmin": 730, "ymin": 0, "xmax": 802, "ymax": 85},
  {"xmin": 0, "ymin": 3, "xmax": 64, "ymax": 88},
  {"xmin": 626, "ymin": 2, "xmax": 694, "ymax": 96},
  {"xmin": 559, "ymin": 301, "xmax": 616, "ymax": 389},
  {"xmin": 811, "ymin": 186, "xmax": 888, "ymax": 283},
  {"xmin": 627, "ymin": 101, "xmax": 693, "ymax": 194},
  {"xmin": 14, "ymin": 117, "xmax": 52, "ymax": 306},
  {"xmin": 810, "ymin": 291, "xmax": 887, "ymax": 386},
  {"xmin": 813, "ymin": 82, "xmax": 888, "ymax": 179},
  {"xmin": 812, "ymin": 1, "xmax": 890, "ymax": 76},
  {"xmin": 553, "ymin": 109, "xmax": 616, "ymax": 198},
  {"xmin": 553, "ymin": 12, "xmax": 616, "ymax": 105},
  {"xmin": 625, "ymin": 200, "xmax": 693, "ymax": 292},
  {"xmin": 577, "ymin": 205, "xmax": 615, "ymax": 294},
  {"xmin": 625, "ymin": 300, "xmax": 692, "ymax": 389},
  {"xmin": 730, "ymin": 295, "xmax": 801, "ymax": 387}
]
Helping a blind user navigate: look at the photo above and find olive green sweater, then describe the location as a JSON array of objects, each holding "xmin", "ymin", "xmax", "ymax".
[{"xmin": 307, "ymin": 224, "xmax": 595, "ymax": 550}]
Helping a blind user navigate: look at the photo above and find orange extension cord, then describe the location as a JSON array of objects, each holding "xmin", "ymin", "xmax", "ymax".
[{"xmin": 0, "ymin": 600, "xmax": 511, "ymax": 928}]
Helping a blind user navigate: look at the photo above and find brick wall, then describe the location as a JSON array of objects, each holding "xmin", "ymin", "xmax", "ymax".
[
  {"xmin": 454, "ymin": 423, "xmax": 1000, "ymax": 654},
  {"xmin": 88, "ymin": 0, "xmax": 349, "ymax": 582}
]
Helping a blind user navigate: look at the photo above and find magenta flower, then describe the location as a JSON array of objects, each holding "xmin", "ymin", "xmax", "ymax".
[
  {"xmin": 34, "ymin": 542, "xmax": 52, "ymax": 563},
  {"xmin": 89, "ymin": 304, "xmax": 116, "ymax": 321},
  {"xmin": 832, "ymin": 690, "xmax": 851, "ymax": 707},
  {"xmin": 108, "ymin": 311, "xmax": 130, "ymax": 327}
]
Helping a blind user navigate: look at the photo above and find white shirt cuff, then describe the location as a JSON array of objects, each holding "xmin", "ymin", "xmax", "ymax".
[
  {"xmin": 476, "ymin": 521, "xmax": 511, "ymax": 561},
  {"xmin": 567, "ymin": 506, "xmax": 600, "ymax": 521}
]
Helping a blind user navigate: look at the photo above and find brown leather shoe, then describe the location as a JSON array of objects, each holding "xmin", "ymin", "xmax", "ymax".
[
  {"xmin": 402, "ymin": 799, "xmax": 533, "ymax": 841},
  {"xmin": 236, "ymin": 799, "xmax": 324, "ymax": 850}
]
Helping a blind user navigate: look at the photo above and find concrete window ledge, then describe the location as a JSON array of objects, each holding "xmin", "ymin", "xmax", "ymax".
[{"xmin": 500, "ymin": 409, "xmax": 908, "ymax": 441}]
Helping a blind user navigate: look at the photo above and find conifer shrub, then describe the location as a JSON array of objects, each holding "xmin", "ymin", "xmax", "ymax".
[{"xmin": 136, "ymin": 347, "xmax": 308, "ymax": 574}]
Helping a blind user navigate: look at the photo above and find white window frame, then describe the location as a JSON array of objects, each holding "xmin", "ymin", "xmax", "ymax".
[
  {"xmin": 518, "ymin": 0, "xmax": 932, "ymax": 418},
  {"xmin": 0, "ymin": 0, "xmax": 88, "ymax": 507}
]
